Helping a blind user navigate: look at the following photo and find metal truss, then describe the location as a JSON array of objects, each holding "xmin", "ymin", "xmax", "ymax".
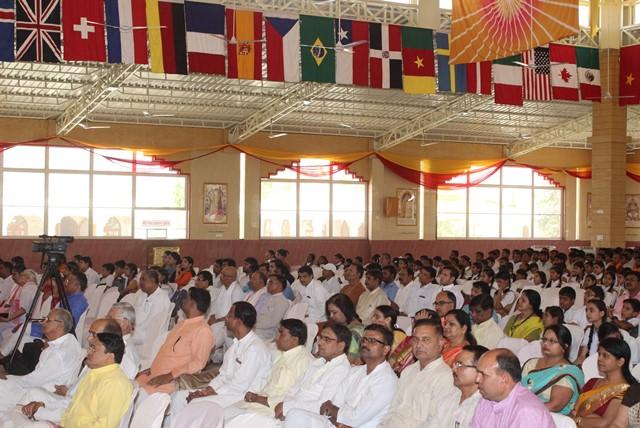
[
  {"xmin": 504, "ymin": 112, "xmax": 593, "ymax": 158},
  {"xmin": 374, "ymin": 93, "xmax": 493, "ymax": 151},
  {"xmin": 227, "ymin": 81, "xmax": 326, "ymax": 143},
  {"xmin": 622, "ymin": 24, "xmax": 640, "ymax": 46},
  {"xmin": 55, "ymin": 64, "xmax": 141, "ymax": 135}
]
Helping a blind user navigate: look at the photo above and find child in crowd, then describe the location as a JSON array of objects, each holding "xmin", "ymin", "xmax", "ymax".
[{"xmin": 613, "ymin": 298, "xmax": 640, "ymax": 338}]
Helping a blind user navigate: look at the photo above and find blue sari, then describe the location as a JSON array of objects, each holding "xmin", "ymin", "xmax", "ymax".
[{"xmin": 521, "ymin": 361, "xmax": 585, "ymax": 415}]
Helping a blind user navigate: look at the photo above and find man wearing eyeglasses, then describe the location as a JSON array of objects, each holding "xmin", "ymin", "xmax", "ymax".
[
  {"xmin": 379, "ymin": 318, "xmax": 457, "ymax": 428},
  {"xmin": 449, "ymin": 345, "xmax": 488, "ymax": 428}
]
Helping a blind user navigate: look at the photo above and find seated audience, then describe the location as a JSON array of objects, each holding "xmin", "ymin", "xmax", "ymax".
[
  {"xmin": 380, "ymin": 265, "xmax": 398, "ymax": 301},
  {"xmin": 405, "ymin": 266, "xmax": 440, "ymax": 317},
  {"xmin": 614, "ymin": 272, "xmax": 640, "ymax": 319},
  {"xmin": 340, "ymin": 263, "xmax": 365, "ymax": 307},
  {"xmin": 572, "ymin": 338, "xmax": 637, "ymax": 427},
  {"xmin": 208, "ymin": 266, "xmax": 245, "ymax": 355},
  {"xmin": 610, "ymin": 382, "xmax": 640, "ymax": 428},
  {"xmin": 356, "ymin": 269, "xmax": 390, "ymax": 326},
  {"xmin": 493, "ymin": 271, "xmax": 517, "ymax": 317},
  {"xmin": 0, "ymin": 269, "xmax": 38, "ymax": 336},
  {"xmin": 325, "ymin": 293, "xmax": 363, "ymax": 364},
  {"xmin": 575, "ymin": 299, "xmax": 608, "ymax": 366},
  {"xmin": 443, "ymin": 309, "xmax": 477, "ymax": 366},
  {"xmin": 613, "ymin": 299, "xmax": 640, "ymax": 337},
  {"xmin": 371, "ymin": 305, "xmax": 409, "ymax": 372},
  {"xmin": 295, "ymin": 265, "xmax": 330, "ymax": 323},
  {"xmin": 254, "ymin": 274, "xmax": 290, "ymax": 341},
  {"xmin": 450, "ymin": 345, "xmax": 488, "ymax": 428},
  {"xmin": 542, "ymin": 305, "xmax": 565, "ymax": 328},
  {"xmin": 320, "ymin": 263, "xmax": 341, "ymax": 295},
  {"xmin": 470, "ymin": 294, "xmax": 504, "ymax": 349},
  {"xmin": 559, "ymin": 286, "xmax": 579, "ymax": 324},
  {"xmin": 521, "ymin": 324, "xmax": 584, "ymax": 415},
  {"xmin": 243, "ymin": 271, "xmax": 268, "ymax": 310},
  {"xmin": 175, "ymin": 256, "xmax": 195, "ymax": 288},
  {"xmin": 434, "ymin": 290, "xmax": 456, "ymax": 319},
  {"xmin": 438, "ymin": 266, "xmax": 465, "ymax": 309},
  {"xmin": 470, "ymin": 348, "xmax": 556, "ymax": 427},
  {"xmin": 105, "ymin": 302, "xmax": 139, "ymax": 379},
  {"xmin": 380, "ymin": 318, "xmax": 457, "ymax": 427},
  {"xmin": 503, "ymin": 289, "xmax": 544, "ymax": 342}
]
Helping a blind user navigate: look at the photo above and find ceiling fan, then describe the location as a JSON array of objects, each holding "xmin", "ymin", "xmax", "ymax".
[{"xmin": 78, "ymin": 119, "xmax": 110, "ymax": 130}]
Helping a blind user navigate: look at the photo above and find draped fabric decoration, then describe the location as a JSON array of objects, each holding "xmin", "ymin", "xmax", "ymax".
[{"xmin": 7, "ymin": 136, "xmax": 640, "ymax": 188}]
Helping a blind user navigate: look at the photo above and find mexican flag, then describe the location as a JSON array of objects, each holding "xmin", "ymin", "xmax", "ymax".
[
  {"xmin": 550, "ymin": 43, "xmax": 579, "ymax": 101},
  {"xmin": 576, "ymin": 46, "xmax": 601, "ymax": 101},
  {"xmin": 493, "ymin": 55, "xmax": 523, "ymax": 106}
]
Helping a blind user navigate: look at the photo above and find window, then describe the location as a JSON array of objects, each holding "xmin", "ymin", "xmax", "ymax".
[
  {"xmin": 260, "ymin": 159, "xmax": 367, "ymax": 238},
  {"xmin": 0, "ymin": 146, "xmax": 188, "ymax": 239},
  {"xmin": 437, "ymin": 166, "xmax": 562, "ymax": 239}
]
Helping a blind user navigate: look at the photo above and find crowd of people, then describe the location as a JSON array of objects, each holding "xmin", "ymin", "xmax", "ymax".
[{"xmin": 0, "ymin": 246, "xmax": 638, "ymax": 427}]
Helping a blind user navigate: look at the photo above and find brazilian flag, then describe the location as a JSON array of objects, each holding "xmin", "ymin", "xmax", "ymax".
[{"xmin": 300, "ymin": 15, "xmax": 335, "ymax": 83}]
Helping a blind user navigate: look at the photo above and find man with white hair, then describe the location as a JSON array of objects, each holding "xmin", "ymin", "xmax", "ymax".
[{"xmin": 106, "ymin": 302, "xmax": 140, "ymax": 379}]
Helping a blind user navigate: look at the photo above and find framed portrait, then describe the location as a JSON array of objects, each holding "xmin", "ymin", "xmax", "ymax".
[
  {"xmin": 586, "ymin": 192, "xmax": 592, "ymax": 229},
  {"xmin": 396, "ymin": 188, "xmax": 417, "ymax": 226},
  {"xmin": 203, "ymin": 183, "xmax": 228, "ymax": 224},
  {"xmin": 626, "ymin": 194, "xmax": 640, "ymax": 228}
]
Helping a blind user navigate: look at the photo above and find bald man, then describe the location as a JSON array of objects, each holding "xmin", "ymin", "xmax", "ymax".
[{"xmin": 208, "ymin": 266, "xmax": 246, "ymax": 356}]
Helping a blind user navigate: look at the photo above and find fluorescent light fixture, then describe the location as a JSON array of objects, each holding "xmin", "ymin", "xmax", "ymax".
[
  {"xmin": 339, "ymin": 123, "xmax": 353, "ymax": 128},
  {"xmin": 302, "ymin": 100, "xmax": 311, "ymax": 106},
  {"xmin": 269, "ymin": 132, "xmax": 287, "ymax": 139}
]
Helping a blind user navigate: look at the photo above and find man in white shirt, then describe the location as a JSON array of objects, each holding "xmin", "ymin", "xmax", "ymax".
[
  {"xmin": 172, "ymin": 302, "xmax": 272, "ymax": 418},
  {"xmin": 470, "ymin": 294, "xmax": 504, "ymax": 350},
  {"xmin": 285, "ymin": 324, "xmax": 398, "ymax": 428},
  {"xmin": 438, "ymin": 266, "xmax": 465, "ymax": 309},
  {"xmin": 77, "ymin": 256, "xmax": 100, "ymax": 286},
  {"xmin": 208, "ymin": 266, "xmax": 246, "ymax": 353},
  {"xmin": 107, "ymin": 302, "xmax": 140, "ymax": 379},
  {"xmin": 244, "ymin": 271, "xmax": 269, "ymax": 312},
  {"xmin": 296, "ymin": 266, "xmax": 330, "ymax": 323},
  {"xmin": 405, "ymin": 267, "xmax": 441, "ymax": 317},
  {"xmin": 0, "ymin": 262, "xmax": 15, "ymax": 304},
  {"xmin": 132, "ymin": 270, "xmax": 172, "ymax": 364},
  {"xmin": 321, "ymin": 264, "xmax": 342, "ymax": 296},
  {"xmin": 0, "ymin": 308, "xmax": 83, "ymax": 413},
  {"xmin": 98, "ymin": 263, "xmax": 115, "ymax": 288},
  {"xmin": 356, "ymin": 269, "xmax": 390, "ymax": 326},
  {"xmin": 254, "ymin": 275, "xmax": 291, "ymax": 341},
  {"xmin": 449, "ymin": 345, "xmax": 487, "ymax": 428},
  {"xmin": 395, "ymin": 268, "xmax": 417, "ymax": 313},
  {"xmin": 379, "ymin": 318, "xmax": 457, "ymax": 428}
]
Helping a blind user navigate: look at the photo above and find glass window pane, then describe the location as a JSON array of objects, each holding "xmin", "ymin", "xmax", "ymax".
[
  {"xmin": 502, "ymin": 166, "xmax": 532, "ymax": 186},
  {"xmin": 440, "ymin": 0, "xmax": 452, "ymax": 9},
  {"xmin": 269, "ymin": 167, "xmax": 297, "ymax": 180},
  {"xmin": 300, "ymin": 183, "xmax": 329, "ymax": 237},
  {"xmin": 299, "ymin": 158, "xmax": 330, "ymax": 180},
  {"xmin": 579, "ymin": 4, "xmax": 589, "ymax": 27},
  {"xmin": 470, "ymin": 166, "xmax": 500, "ymax": 185},
  {"xmin": 3, "ymin": 206, "xmax": 44, "ymax": 236},
  {"xmin": 135, "ymin": 176, "xmax": 186, "ymax": 208},
  {"xmin": 135, "ymin": 152, "xmax": 177, "ymax": 174},
  {"xmin": 469, "ymin": 214, "xmax": 499, "ymax": 237},
  {"xmin": 437, "ymin": 213, "xmax": 466, "ymax": 238},
  {"xmin": 49, "ymin": 147, "xmax": 90, "ymax": 170},
  {"xmin": 134, "ymin": 209, "xmax": 187, "ymax": 239},
  {"xmin": 3, "ymin": 172, "xmax": 44, "ymax": 206},
  {"xmin": 93, "ymin": 175, "xmax": 133, "ymax": 208},
  {"xmin": 502, "ymin": 188, "xmax": 532, "ymax": 214},
  {"xmin": 469, "ymin": 187, "xmax": 500, "ymax": 213},
  {"xmin": 48, "ymin": 208, "xmax": 89, "ymax": 236},
  {"xmin": 533, "ymin": 172, "xmax": 555, "ymax": 187},
  {"xmin": 261, "ymin": 211, "xmax": 297, "ymax": 237},
  {"xmin": 49, "ymin": 174, "xmax": 89, "ymax": 208},
  {"xmin": 437, "ymin": 188, "xmax": 467, "ymax": 213},
  {"xmin": 93, "ymin": 208, "xmax": 132, "ymax": 237},
  {"xmin": 534, "ymin": 215, "xmax": 561, "ymax": 238},
  {"xmin": 332, "ymin": 169, "xmax": 360, "ymax": 182},
  {"xmin": 333, "ymin": 183, "xmax": 365, "ymax": 209},
  {"xmin": 502, "ymin": 214, "xmax": 532, "ymax": 238},
  {"xmin": 93, "ymin": 149, "xmax": 133, "ymax": 172},
  {"xmin": 261, "ymin": 181, "xmax": 297, "ymax": 237},
  {"xmin": 534, "ymin": 189, "xmax": 562, "ymax": 214},
  {"xmin": 332, "ymin": 212, "xmax": 366, "ymax": 238},
  {"xmin": 3, "ymin": 146, "xmax": 45, "ymax": 169},
  {"xmin": 332, "ymin": 183, "xmax": 366, "ymax": 238}
]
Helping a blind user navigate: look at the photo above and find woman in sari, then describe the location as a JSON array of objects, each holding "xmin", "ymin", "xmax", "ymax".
[
  {"xmin": 325, "ymin": 293, "xmax": 364, "ymax": 365},
  {"xmin": 504, "ymin": 289, "xmax": 544, "ymax": 342},
  {"xmin": 521, "ymin": 325, "xmax": 584, "ymax": 415},
  {"xmin": 610, "ymin": 383, "xmax": 640, "ymax": 428},
  {"xmin": 442, "ymin": 309, "xmax": 477, "ymax": 366},
  {"xmin": 572, "ymin": 337, "xmax": 637, "ymax": 427}
]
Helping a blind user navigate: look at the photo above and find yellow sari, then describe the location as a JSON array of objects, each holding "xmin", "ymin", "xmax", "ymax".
[
  {"xmin": 574, "ymin": 381, "xmax": 630, "ymax": 417},
  {"xmin": 504, "ymin": 314, "xmax": 543, "ymax": 341}
]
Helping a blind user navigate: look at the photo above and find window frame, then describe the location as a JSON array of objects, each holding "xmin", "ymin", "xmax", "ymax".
[{"xmin": 0, "ymin": 145, "xmax": 189, "ymax": 239}]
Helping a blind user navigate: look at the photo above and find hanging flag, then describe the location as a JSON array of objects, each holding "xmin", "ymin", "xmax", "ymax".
[
  {"xmin": 300, "ymin": 15, "xmax": 335, "ymax": 83},
  {"xmin": 620, "ymin": 44, "xmax": 640, "ymax": 106},
  {"xmin": 402, "ymin": 26, "xmax": 434, "ymax": 94},
  {"xmin": 576, "ymin": 46, "xmax": 600, "ymax": 102},
  {"xmin": 105, "ymin": 0, "xmax": 148, "ymax": 64},
  {"xmin": 550, "ymin": 43, "xmax": 579, "ymax": 101},
  {"xmin": 435, "ymin": 32, "xmax": 467, "ymax": 93},
  {"xmin": 0, "ymin": 0, "xmax": 14, "ymax": 62},
  {"xmin": 265, "ymin": 12, "xmax": 300, "ymax": 83},
  {"xmin": 450, "ymin": 0, "xmax": 578, "ymax": 64},
  {"xmin": 147, "ymin": 0, "xmax": 187, "ymax": 74},
  {"xmin": 16, "ymin": 0, "xmax": 61, "ymax": 62},
  {"xmin": 226, "ymin": 9, "xmax": 262, "ymax": 80},
  {"xmin": 185, "ymin": 1, "xmax": 225, "ymax": 75},
  {"xmin": 466, "ymin": 61, "xmax": 492, "ymax": 95},
  {"xmin": 369, "ymin": 23, "xmax": 402, "ymax": 89},
  {"xmin": 335, "ymin": 18, "xmax": 369, "ymax": 86},
  {"xmin": 493, "ymin": 55, "xmax": 523, "ymax": 106},
  {"xmin": 522, "ymin": 46, "xmax": 551, "ymax": 101},
  {"xmin": 63, "ymin": 0, "xmax": 106, "ymax": 62}
]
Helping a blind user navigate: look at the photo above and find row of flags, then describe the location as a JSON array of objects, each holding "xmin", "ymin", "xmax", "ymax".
[{"xmin": 0, "ymin": 0, "xmax": 606, "ymax": 106}]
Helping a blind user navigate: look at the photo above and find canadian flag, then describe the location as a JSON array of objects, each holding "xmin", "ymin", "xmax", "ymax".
[
  {"xmin": 550, "ymin": 44, "xmax": 579, "ymax": 101},
  {"xmin": 63, "ymin": 0, "xmax": 106, "ymax": 62}
]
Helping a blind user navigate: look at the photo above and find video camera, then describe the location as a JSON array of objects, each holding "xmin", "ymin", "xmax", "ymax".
[{"xmin": 32, "ymin": 235, "xmax": 74, "ymax": 255}]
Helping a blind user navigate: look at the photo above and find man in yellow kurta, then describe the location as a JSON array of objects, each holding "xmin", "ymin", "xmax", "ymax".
[{"xmin": 59, "ymin": 332, "xmax": 132, "ymax": 428}]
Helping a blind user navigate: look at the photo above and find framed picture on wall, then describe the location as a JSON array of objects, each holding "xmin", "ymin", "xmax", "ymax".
[
  {"xmin": 203, "ymin": 183, "xmax": 228, "ymax": 224},
  {"xmin": 397, "ymin": 189, "xmax": 417, "ymax": 226},
  {"xmin": 586, "ymin": 192, "xmax": 592, "ymax": 229},
  {"xmin": 626, "ymin": 194, "xmax": 640, "ymax": 228}
]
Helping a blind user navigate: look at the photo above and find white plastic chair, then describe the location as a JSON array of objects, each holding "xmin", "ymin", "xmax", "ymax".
[
  {"xmin": 284, "ymin": 302, "xmax": 308, "ymax": 321},
  {"xmin": 130, "ymin": 392, "xmax": 170, "ymax": 428},
  {"xmin": 396, "ymin": 316, "xmax": 412, "ymax": 335},
  {"xmin": 118, "ymin": 383, "xmax": 140, "ymax": 428},
  {"xmin": 563, "ymin": 323, "xmax": 584, "ymax": 363},
  {"xmin": 171, "ymin": 400, "xmax": 224, "ymax": 428},
  {"xmin": 97, "ymin": 289, "xmax": 120, "ymax": 318},
  {"xmin": 86, "ymin": 286, "xmax": 107, "ymax": 319},
  {"xmin": 551, "ymin": 412, "xmax": 577, "ymax": 428},
  {"xmin": 120, "ymin": 292, "xmax": 138, "ymax": 306},
  {"xmin": 540, "ymin": 288, "xmax": 560, "ymax": 310},
  {"xmin": 74, "ymin": 308, "xmax": 89, "ymax": 348},
  {"xmin": 305, "ymin": 321, "xmax": 319, "ymax": 353},
  {"xmin": 496, "ymin": 337, "xmax": 528, "ymax": 355},
  {"xmin": 582, "ymin": 353, "xmax": 603, "ymax": 381},
  {"xmin": 517, "ymin": 340, "xmax": 543, "ymax": 365}
]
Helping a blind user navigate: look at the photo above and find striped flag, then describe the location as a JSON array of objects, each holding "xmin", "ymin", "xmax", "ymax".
[
  {"xmin": 147, "ymin": 0, "xmax": 187, "ymax": 74},
  {"xmin": 105, "ymin": 0, "xmax": 148, "ymax": 64},
  {"xmin": 402, "ymin": 26, "xmax": 434, "ymax": 94},
  {"xmin": 493, "ymin": 55, "xmax": 523, "ymax": 106},
  {"xmin": 522, "ymin": 46, "xmax": 551, "ymax": 100},
  {"xmin": 0, "ymin": 0, "xmax": 14, "ymax": 62},
  {"xmin": 185, "ymin": 1, "xmax": 225, "ymax": 75},
  {"xmin": 265, "ymin": 12, "xmax": 300, "ymax": 82},
  {"xmin": 466, "ymin": 61, "xmax": 492, "ymax": 95},
  {"xmin": 335, "ymin": 18, "xmax": 369, "ymax": 86},
  {"xmin": 226, "ymin": 8, "xmax": 262, "ymax": 80},
  {"xmin": 369, "ymin": 23, "xmax": 402, "ymax": 89},
  {"xmin": 550, "ymin": 43, "xmax": 579, "ymax": 101}
]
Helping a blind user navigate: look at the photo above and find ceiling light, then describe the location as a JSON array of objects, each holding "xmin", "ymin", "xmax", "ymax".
[
  {"xmin": 302, "ymin": 100, "xmax": 311, "ymax": 106},
  {"xmin": 339, "ymin": 123, "xmax": 353, "ymax": 129},
  {"xmin": 269, "ymin": 133, "xmax": 287, "ymax": 139}
]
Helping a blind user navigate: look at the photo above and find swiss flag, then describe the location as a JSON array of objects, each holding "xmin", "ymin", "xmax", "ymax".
[{"xmin": 63, "ymin": 0, "xmax": 106, "ymax": 62}]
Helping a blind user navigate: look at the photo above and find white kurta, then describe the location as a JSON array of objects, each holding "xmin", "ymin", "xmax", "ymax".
[
  {"xmin": 472, "ymin": 318, "xmax": 505, "ymax": 350},
  {"xmin": 405, "ymin": 283, "xmax": 441, "ymax": 317},
  {"xmin": 211, "ymin": 282, "xmax": 246, "ymax": 349},
  {"xmin": 450, "ymin": 390, "xmax": 483, "ymax": 428},
  {"xmin": 298, "ymin": 280, "xmax": 330, "ymax": 323},
  {"xmin": 355, "ymin": 288, "xmax": 390, "ymax": 326},
  {"xmin": 132, "ymin": 286, "xmax": 171, "ymax": 362},
  {"xmin": 322, "ymin": 276, "xmax": 342, "ymax": 296},
  {"xmin": 83, "ymin": 268, "xmax": 101, "ymax": 286},
  {"xmin": 378, "ymin": 357, "xmax": 457, "ymax": 428}
]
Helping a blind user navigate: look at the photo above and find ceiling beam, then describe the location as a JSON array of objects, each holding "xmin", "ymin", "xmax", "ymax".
[
  {"xmin": 374, "ymin": 93, "xmax": 492, "ymax": 151},
  {"xmin": 227, "ymin": 81, "xmax": 325, "ymax": 144},
  {"xmin": 56, "ymin": 63, "xmax": 141, "ymax": 135},
  {"xmin": 504, "ymin": 112, "xmax": 593, "ymax": 158}
]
